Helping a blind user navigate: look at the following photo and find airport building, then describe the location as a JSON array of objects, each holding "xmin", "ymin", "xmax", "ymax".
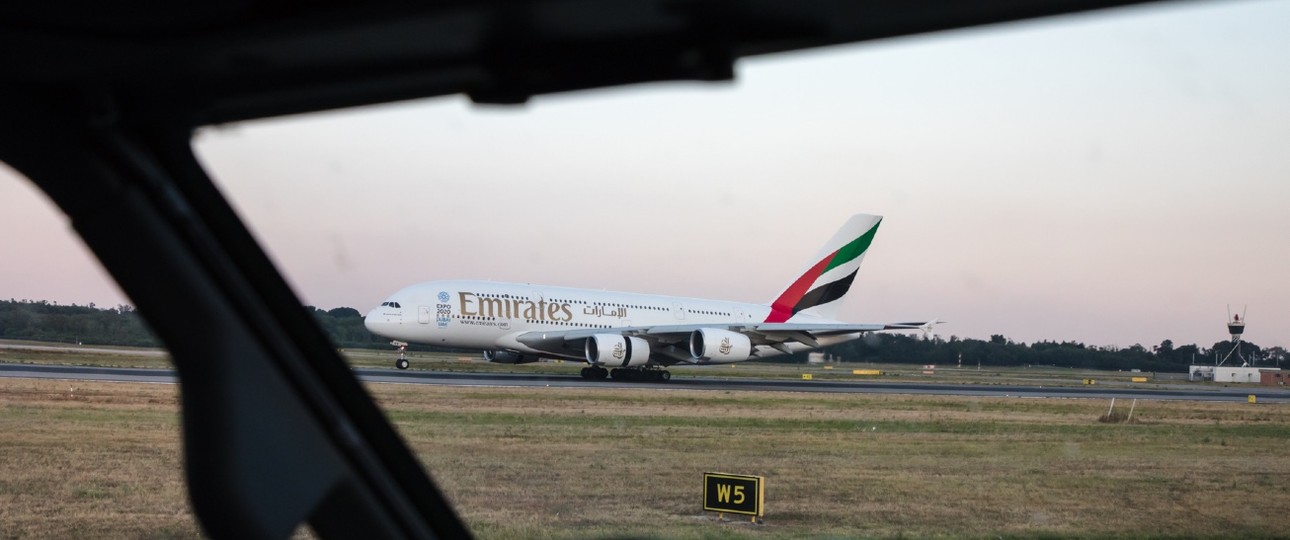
[
  {"xmin": 1261, "ymin": 370, "xmax": 1289, "ymax": 386},
  {"xmin": 1213, "ymin": 366, "xmax": 1262, "ymax": 384},
  {"xmin": 1187, "ymin": 308, "xmax": 1286, "ymax": 385},
  {"xmin": 1189, "ymin": 365, "xmax": 1287, "ymax": 385}
]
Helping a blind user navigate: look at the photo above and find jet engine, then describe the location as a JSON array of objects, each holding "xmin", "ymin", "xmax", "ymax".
[
  {"xmin": 585, "ymin": 334, "xmax": 650, "ymax": 367},
  {"xmin": 483, "ymin": 350, "xmax": 539, "ymax": 364},
  {"xmin": 689, "ymin": 328, "xmax": 752, "ymax": 363}
]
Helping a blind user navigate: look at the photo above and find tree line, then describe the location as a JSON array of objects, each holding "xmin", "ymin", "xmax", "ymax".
[
  {"xmin": 0, "ymin": 299, "xmax": 449, "ymax": 351},
  {"xmin": 801, "ymin": 334, "xmax": 1285, "ymax": 373},
  {"xmin": 1, "ymin": 299, "xmax": 1283, "ymax": 372},
  {"xmin": 0, "ymin": 300, "xmax": 156, "ymax": 346}
]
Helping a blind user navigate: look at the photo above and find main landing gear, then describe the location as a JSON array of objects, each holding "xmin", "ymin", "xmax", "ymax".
[
  {"xmin": 580, "ymin": 366, "xmax": 671, "ymax": 382},
  {"xmin": 579, "ymin": 366, "xmax": 608, "ymax": 380},
  {"xmin": 612, "ymin": 368, "xmax": 670, "ymax": 382}
]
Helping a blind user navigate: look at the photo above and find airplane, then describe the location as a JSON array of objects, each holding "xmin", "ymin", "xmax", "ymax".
[{"xmin": 364, "ymin": 214, "xmax": 939, "ymax": 381}]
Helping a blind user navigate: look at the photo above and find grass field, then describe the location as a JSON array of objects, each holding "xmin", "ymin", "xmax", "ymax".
[{"xmin": 2, "ymin": 376, "xmax": 1288, "ymax": 539}]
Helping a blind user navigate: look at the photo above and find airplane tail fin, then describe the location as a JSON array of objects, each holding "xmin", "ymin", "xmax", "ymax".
[{"xmin": 764, "ymin": 214, "xmax": 882, "ymax": 322}]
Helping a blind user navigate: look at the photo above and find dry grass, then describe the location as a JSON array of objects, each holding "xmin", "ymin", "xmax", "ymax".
[
  {"xmin": 379, "ymin": 386, "xmax": 1290, "ymax": 539},
  {"xmin": 0, "ymin": 346, "xmax": 171, "ymax": 370},
  {"xmin": 0, "ymin": 380, "xmax": 195, "ymax": 539},
  {"xmin": 2, "ymin": 378, "xmax": 1289, "ymax": 539}
]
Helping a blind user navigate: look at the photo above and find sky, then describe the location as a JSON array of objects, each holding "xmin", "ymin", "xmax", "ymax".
[{"xmin": 2, "ymin": 0, "xmax": 1287, "ymax": 350}]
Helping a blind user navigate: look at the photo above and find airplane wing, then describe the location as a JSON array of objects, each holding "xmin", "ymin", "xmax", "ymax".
[{"xmin": 513, "ymin": 321, "xmax": 939, "ymax": 363}]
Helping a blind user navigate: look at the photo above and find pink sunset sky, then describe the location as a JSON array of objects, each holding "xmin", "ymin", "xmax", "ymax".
[{"xmin": 3, "ymin": 0, "xmax": 1287, "ymax": 350}]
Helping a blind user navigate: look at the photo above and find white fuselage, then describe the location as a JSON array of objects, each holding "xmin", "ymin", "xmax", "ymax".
[{"xmin": 365, "ymin": 279, "xmax": 839, "ymax": 360}]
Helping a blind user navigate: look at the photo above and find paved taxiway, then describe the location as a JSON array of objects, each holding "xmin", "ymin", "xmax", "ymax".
[{"xmin": 2, "ymin": 363, "xmax": 1286, "ymax": 403}]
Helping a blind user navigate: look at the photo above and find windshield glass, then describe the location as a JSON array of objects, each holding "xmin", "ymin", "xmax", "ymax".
[
  {"xmin": 188, "ymin": 3, "xmax": 1289, "ymax": 536},
  {"xmin": 3, "ymin": 0, "xmax": 1288, "ymax": 537},
  {"xmin": 192, "ymin": 2, "xmax": 1288, "ymax": 348}
]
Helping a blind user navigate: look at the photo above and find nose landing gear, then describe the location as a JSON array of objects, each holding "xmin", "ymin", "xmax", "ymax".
[{"xmin": 390, "ymin": 340, "xmax": 410, "ymax": 370}]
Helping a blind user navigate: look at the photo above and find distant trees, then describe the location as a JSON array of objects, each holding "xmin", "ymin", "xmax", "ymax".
[
  {"xmin": 306, "ymin": 305, "xmax": 389, "ymax": 348},
  {"xmin": 0, "ymin": 299, "xmax": 440, "ymax": 352},
  {"xmin": 1266, "ymin": 346, "xmax": 1288, "ymax": 368},
  {"xmin": 0, "ymin": 299, "xmax": 156, "ymax": 346},
  {"xmin": 796, "ymin": 333, "xmax": 1275, "ymax": 373}
]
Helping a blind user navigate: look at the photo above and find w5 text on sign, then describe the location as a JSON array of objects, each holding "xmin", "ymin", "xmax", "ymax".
[{"xmin": 703, "ymin": 472, "xmax": 764, "ymax": 517}]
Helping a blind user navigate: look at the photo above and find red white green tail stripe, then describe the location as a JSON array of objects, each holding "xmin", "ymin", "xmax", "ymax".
[{"xmin": 764, "ymin": 214, "xmax": 881, "ymax": 323}]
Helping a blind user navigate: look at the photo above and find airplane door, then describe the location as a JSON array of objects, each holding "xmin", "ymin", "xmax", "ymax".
[
  {"xmin": 672, "ymin": 302, "xmax": 685, "ymax": 320},
  {"xmin": 418, "ymin": 306, "xmax": 432, "ymax": 324}
]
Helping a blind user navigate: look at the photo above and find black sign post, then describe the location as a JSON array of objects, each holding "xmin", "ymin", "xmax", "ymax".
[{"xmin": 703, "ymin": 472, "xmax": 764, "ymax": 523}]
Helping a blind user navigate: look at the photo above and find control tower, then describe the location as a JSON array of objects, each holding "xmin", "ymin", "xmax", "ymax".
[{"xmin": 1219, "ymin": 305, "xmax": 1247, "ymax": 366}]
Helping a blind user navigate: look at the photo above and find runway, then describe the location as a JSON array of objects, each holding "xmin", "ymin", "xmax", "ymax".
[{"xmin": 2, "ymin": 363, "xmax": 1286, "ymax": 403}]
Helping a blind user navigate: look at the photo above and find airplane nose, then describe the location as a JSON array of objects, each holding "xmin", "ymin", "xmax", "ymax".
[
  {"xmin": 365, "ymin": 307, "xmax": 398, "ymax": 336},
  {"xmin": 365, "ymin": 302, "xmax": 408, "ymax": 339}
]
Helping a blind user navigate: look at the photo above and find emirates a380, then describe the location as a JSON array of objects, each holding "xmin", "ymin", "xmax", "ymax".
[{"xmin": 364, "ymin": 214, "xmax": 938, "ymax": 381}]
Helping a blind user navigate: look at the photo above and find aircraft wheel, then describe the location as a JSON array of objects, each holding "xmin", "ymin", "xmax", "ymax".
[
  {"xmin": 659, "ymin": 370, "xmax": 671, "ymax": 382},
  {"xmin": 596, "ymin": 367, "xmax": 609, "ymax": 380},
  {"xmin": 609, "ymin": 368, "xmax": 621, "ymax": 380},
  {"xmin": 395, "ymin": 358, "xmax": 410, "ymax": 370},
  {"xmin": 580, "ymin": 367, "xmax": 591, "ymax": 379}
]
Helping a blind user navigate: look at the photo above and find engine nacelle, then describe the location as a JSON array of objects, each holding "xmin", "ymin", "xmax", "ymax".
[
  {"xmin": 483, "ymin": 350, "xmax": 539, "ymax": 364},
  {"xmin": 585, "ymin": 334, "xmax": 650, "ymax": 367},
  {"xmin": 690, "ymin": 328, "xmax": 752, "ymax": 363}
]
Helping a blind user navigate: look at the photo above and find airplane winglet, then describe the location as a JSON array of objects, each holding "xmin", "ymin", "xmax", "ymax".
[{"xmin": 920, "ymin": 319, "xmax": 943, "ymax": 340}]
